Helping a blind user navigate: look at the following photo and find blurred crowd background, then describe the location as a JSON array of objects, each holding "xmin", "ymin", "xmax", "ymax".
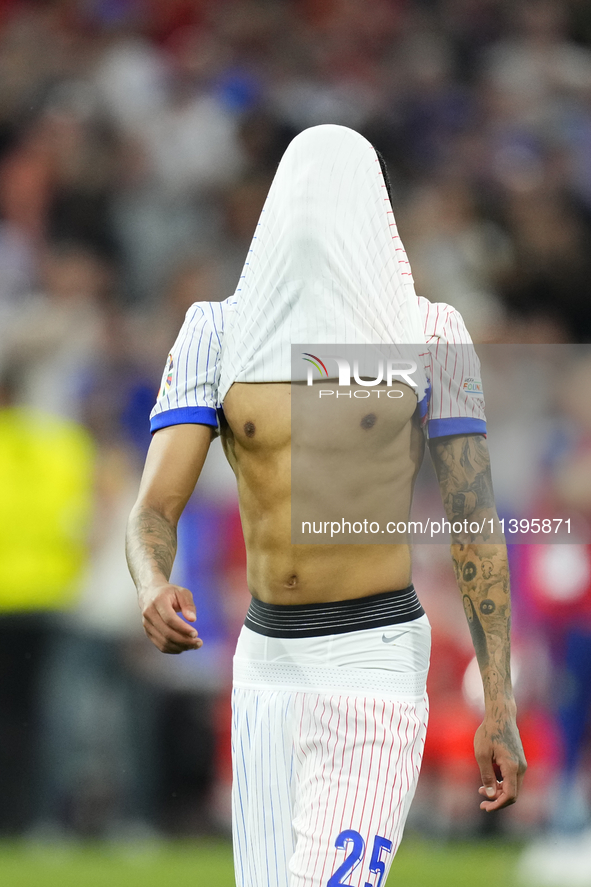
[{"xmin": 0, "ymin": 0, "xmax": 590, "ymax": 873}]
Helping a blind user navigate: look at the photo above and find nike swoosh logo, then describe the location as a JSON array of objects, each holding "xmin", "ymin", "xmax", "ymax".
[{"xmin": 382, "ymin": 630, "xmax": 410, "ymax": 644}]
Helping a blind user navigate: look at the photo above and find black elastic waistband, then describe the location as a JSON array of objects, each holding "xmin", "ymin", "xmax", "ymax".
[{"xmin": 244, "ymin": 585, "xmax": 424, "ymax": 638}]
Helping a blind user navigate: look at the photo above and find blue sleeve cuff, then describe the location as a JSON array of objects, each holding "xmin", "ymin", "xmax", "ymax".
[
  {"xmin": 150, "ymin": 406, "xmax": 218, "ymax": 433},
  {"xmin": 428, "ymin": 417, "xmax": 487, "ymax": 438}
]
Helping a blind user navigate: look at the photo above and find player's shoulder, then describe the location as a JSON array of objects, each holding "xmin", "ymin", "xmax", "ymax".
[
  {"xmin": 182, "ymin": 295, "xmax": 236, "ymax": 340},
  {"xmin": 417, "ymin": 296, "xmax": 473, "ymax": 345}
]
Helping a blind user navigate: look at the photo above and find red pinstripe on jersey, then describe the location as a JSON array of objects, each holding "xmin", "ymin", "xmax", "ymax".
[{"xmin": 418, "ymin": 296, "xmax": 486, "ymax": 434}]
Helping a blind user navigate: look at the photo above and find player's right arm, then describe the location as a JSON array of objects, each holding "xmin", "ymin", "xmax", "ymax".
[
  {"xmin": 126, "ymin": 423, "xmax": 212, "ymax": 653},
  {"xmin": 130, "ymin": 300, "xmax": 226, "ymax": 652}
]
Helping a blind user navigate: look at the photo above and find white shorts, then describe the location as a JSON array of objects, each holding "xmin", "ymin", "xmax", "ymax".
[{"xmin": 231, "ymin": 593, "xmax": 431, "ymax": 887}]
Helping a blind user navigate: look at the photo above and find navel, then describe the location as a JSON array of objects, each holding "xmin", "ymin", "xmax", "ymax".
[
  {"xmin": 244, "ymin": 421, "xmax": 256, "ymax": 438},
  {"xmin": 360, "ymin": 413, "xmax": 377, "ymax": 430},
  {"xmin": 285, "ymin": 574, "xmax": 298, "ymax": 588}
]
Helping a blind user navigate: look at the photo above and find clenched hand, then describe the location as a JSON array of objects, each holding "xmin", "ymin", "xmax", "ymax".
[
  {"xmin": 474, "ymin": 714, "xmax": 527, "ymax": 812},
  {"xmin": 140, "ymin": 583, "xmax": 203, "ymax": 654}
]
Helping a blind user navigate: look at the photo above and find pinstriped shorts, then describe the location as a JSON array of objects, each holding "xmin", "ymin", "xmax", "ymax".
[{"xmin": 231, "ymin": 607, "xmax": 431, "ymax": 887}]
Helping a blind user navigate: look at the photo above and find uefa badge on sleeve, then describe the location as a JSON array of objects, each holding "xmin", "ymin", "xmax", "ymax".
[
  {"xmin": 462, "ymin": 377, "xmax": 483, "ymax": 396},
  {"xmin": 165, "ymin": 354, "xmax": 174, "ymax": 388},
  {"xmin": 158, "ymin": 354, "xmax": 174, "ymax": 399}
]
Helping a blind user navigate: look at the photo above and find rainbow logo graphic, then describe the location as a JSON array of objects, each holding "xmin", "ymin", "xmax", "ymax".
[
  {"xmin": 158, "ymin": 354, "xmax": 174, "ymax": 398},
  {"xmin": 302, "ymin": 352, "xmax": 329, "ymax": 377}
]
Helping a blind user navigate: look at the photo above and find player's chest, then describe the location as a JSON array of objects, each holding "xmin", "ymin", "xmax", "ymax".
[
  {"xmin": 220, "ymin": 381, "xmax": 419, "ymax": 454},
  {"xmin": 292, "ymin": 381, "xmax": 419, "ymax": 453},
  {"xmin": 221, "ymin": 382, "xmax": 292, "ymax": 451}
]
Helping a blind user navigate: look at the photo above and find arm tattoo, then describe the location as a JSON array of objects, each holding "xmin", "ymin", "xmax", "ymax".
[
  {"xmin": 433, "ymin": 436, "xmax": 524, "ymax": 771},
  {"xmin": 453, "ymin": 542, "xmax": 513, "ymax": 707},
  {"xmin": 456, "ymin": 542, "xmax": 524, "ymax": 774},
  {"xmin": 126, "ymin": 505, "xmax": 177, "ymax": 591},
  {"xmin": 430, "ymin": 435, "xmax": 496, "ymax": 531},
  {"xmin": 430, "ymin": 436, "xmax": 513, "ymax": 708},
  {"xmin": 462, "ymin": 594, "xmax": 489, "ymax": 669}
]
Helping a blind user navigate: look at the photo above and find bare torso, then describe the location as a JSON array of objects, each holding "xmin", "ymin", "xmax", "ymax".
[{"xmin": 220, "ymin": 381, "xmax": 425, "ymax": 605}]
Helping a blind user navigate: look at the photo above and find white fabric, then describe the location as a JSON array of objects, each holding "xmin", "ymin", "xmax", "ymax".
[
  {"xmin": 419, "ymin": 300, "xmax": 486, "ymax": 434},
  {"xmin": 150, "ymin": 296, "xmax": 486, "ymax": 438},
  {"xmin": 232, "ymin": 618, "xmax": 430, "ymax": 887},
  {"xmin": 218, "ymin": 124, "xmax": 425, "ymax": 402},
  {"xmin": 150, "ymin": 125, "xmax": 486, "ymax": 435},
  {"xmin": 152, "ymin": 300, "xmax": 226, "ymax": 418}
]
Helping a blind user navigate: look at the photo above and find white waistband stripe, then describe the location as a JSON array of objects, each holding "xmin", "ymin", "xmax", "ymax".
[{"xmin": 233, "ymin": 658, "xmax": 428, "ymax": 697}]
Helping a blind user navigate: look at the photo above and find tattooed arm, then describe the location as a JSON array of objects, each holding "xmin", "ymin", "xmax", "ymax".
[
  {"xmin": 429, "ymin": 434, "xmax": 527, "ymax": 811},
  {"xmin": 126, "ymin": 423, "xmax": 212, "ymax": 653}
]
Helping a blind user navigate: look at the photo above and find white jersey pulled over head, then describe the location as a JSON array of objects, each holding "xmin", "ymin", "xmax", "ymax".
[
  {"xmin": 218, "ymin": 124, "xmax": 425, "ymax": 402},
  {"xmin": 150, "ymin": 126, "xmax": 487, "ymax": 440}
]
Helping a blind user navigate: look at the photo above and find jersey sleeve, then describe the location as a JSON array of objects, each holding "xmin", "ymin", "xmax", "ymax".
[
  {"xmin": 150, "ymin": 302, "xmax": 223, "ymax": 433},
  {"xmin": 421, "ymin": 301, "xmax": 487, "ymax": 439}
]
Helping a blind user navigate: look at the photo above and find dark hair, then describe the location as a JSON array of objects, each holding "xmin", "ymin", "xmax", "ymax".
[{"xmin": 374, "ymin": 148, "xmax": 393, "ymax": 207}]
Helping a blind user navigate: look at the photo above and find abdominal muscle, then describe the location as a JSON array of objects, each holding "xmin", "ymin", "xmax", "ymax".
[{"xmin": 221, "ymin": 382, "xmax": 423, "ymax": 605}]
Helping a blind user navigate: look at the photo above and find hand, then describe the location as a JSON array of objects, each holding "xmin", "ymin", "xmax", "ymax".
[
  {"xmin": 474, "ymin": 710, "xmax": 527, "ymax": 812},
  {"xmin": 140, "ymin": 583, "xmax": 203, "ymax": 654}
]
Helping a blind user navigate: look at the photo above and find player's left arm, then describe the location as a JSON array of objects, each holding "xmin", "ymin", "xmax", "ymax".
[{"xmin": 429, "ymin": 433, "xmax": 527, "ymax": 812}]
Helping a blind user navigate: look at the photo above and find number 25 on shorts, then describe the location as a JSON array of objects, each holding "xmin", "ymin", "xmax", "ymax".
[{"xmin": 327, "ymin": 829, "xmax": 393, "ymax": 887}]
